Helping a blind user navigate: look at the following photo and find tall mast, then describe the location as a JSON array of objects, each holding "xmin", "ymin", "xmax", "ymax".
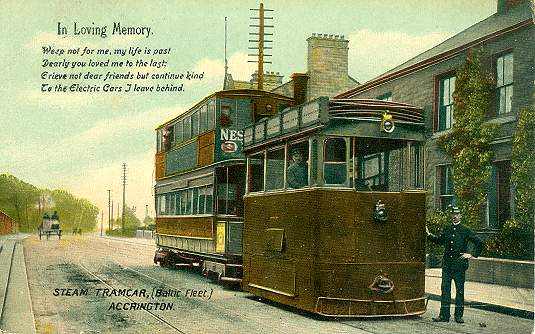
[
  {"xmin": 249, "ymin": 2, "xmax": 273, "ymax": 90},
  {"xmin": 223, "ymin": 16, "xmax": 228, "ymax": 90}
]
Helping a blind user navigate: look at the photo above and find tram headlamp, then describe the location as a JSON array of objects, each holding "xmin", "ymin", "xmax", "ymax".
[
  {"xmin": 369, "ymin": 274, "xmax": 394, "ymax": 294},
  {"xmin": 373, "ymin": 200, "xmax": 388, "ymax": 223},
  {"xmin": 380, "ymin": 111, "xmax": 395, "ymax": 133}
]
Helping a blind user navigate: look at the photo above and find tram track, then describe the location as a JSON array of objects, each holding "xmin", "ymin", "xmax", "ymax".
[
  {"xmin": 100, "ymin": 259, "xmax": 288, "ymax": 334},
  {"xmin": 76, "ymin": 258, "xmax": 187, "ymax": 334}
]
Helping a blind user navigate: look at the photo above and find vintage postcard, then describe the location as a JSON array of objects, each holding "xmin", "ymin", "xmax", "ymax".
[{"xmin": 0, "ymin": 0, "xmax": 533, "ymax": 333}]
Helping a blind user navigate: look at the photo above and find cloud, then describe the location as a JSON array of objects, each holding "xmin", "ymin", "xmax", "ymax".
[{"xmin": 348, "ymin": 29, "xmax": 450, "ymax": 82}]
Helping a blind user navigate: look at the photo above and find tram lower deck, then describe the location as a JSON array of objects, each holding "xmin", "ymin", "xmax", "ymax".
[{"xmin": 242, "ymin": 189, "xmax": 427, "ymax": 317}]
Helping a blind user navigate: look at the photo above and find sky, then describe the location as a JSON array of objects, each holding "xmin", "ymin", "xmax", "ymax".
[{"xmin": 0, "ymin": 0, "xmax": 497, "ymax": 222}]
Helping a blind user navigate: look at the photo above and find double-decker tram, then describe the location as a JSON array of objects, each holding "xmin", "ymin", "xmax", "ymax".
[
  {"xmin": 154, "ymin": 89, "xmax": 293, "ymax": 283},
  {"xmin": 242, "ymin": 97, "xmax": 428, "ymax": 317}
]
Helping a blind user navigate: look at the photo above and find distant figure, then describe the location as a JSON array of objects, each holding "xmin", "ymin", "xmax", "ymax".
[
  {"xmin": 287, "ymin": 149, "xmax": 308, "ymax": 189},
  {"xmin": 50, "ymin": 211, "xmax": 60, "ymax": 222},
  {"xmin": 42, "ymin": 212, "xmax": 51, "ymax": 229},
  {"xmin": 427, "ymin": 206, "xmax": 484, "ymax": 324}
]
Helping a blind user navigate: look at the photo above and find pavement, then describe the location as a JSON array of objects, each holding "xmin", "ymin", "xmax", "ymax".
[
  {"xmin": 0, "ymin": 234, "xmax": 36, "ymax": 334},
  {"xmin": 425, "ymin": 268, "xmax": 534, "ymax": 319},
  {"xmin": 0, "ymin": 233, "xmax": 532, "ymax": 334}
]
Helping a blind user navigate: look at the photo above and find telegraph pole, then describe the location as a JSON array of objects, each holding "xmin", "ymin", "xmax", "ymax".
[
  {"xmin": 100, "ymin": 210, "xmax": 103, "ymax": 236},
  {"xmin": 107, "ymin": 189, "xmax": 111, "ymax": 233},
  {"xmin": 121, "ymin": 163, "xmax": 127, "ymax": 233},
  {"xmin": 249, "ymin": 2, "xmax": 273, "ymax": 90}
]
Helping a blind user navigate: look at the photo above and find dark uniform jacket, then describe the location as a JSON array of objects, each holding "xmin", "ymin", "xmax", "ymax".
[{"xmin": 428, "ymin": 223, "xmax": 484, "ymax": 271}]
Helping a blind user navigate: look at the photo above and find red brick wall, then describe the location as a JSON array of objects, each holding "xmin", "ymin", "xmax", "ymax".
[{"xmin": 0, "ymin": 212, "xmax": 15, "ymax": 235}]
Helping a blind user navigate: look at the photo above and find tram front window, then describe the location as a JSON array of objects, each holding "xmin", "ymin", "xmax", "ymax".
[
  {"xmin": 324, "ymin": 138, "xmax": 347, "ymax": 185},
  {"xmin": 216, "ymin": 165, "xmax": 245, "ymax": 216},
  {"xmin": 353, "ymin": 138, "xmax": 421, "ymax": 192}
]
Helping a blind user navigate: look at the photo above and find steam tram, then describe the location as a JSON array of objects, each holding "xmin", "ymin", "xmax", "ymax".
[
  {"xmin": 154, "ymin": 88, "xmax": 428, "ymax": 317},
  {"xmin": 153, "ymin": 89, "xmax": 293, "ymax": 283},
  {"xmin": 241, "ymin": 97, "xmax": 428, "ymax": 317}
]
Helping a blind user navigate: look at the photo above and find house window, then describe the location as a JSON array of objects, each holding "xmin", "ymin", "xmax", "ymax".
[
  {"xmin": 409, "ymin": 142, "xmax": 424, "ymax": 189},
  {"xmin": 489, "ymin": 160, "xmax": 512, "ymax": 228},
  {"xmin": 496, "ymin": 52, "xmax": 513, "ymax": 115},
  {"xmin": 437, "ymin": 164, "xmax": 455, "ymax": 210},
  {"xmin": 438, "ymin": 75, "xmax": 455, "ymax": 131}
]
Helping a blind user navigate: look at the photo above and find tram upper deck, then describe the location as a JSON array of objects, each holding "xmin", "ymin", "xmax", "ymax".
[
  {"xmin": 242, "ymin": 97, "xmax": 426, "ymax": 192},
  {"xmin": 155, "ymin": 89, "xmax": 294, "ymax": 182}
]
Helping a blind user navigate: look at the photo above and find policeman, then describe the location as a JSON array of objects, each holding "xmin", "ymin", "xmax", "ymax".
[{"xmin": 427, "ymin": 206, "xmax": 484, "ymax": 324}]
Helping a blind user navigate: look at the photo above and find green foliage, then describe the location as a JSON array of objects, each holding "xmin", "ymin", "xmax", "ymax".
[
  {"xmin": 510, "ymin": 106, "xmax": 535, "ymax": 228},
  {"xmin": 486, "ymin": 219, "xmax": 533, "ymax": 260},
  {"xmin": 142, "ymin": 215, "xmax": 154, "ymax": 227},
  {"xmin": 486, "ymin": 106, "xmax": 535, "ymax": 260},
  {"xmin": 106, "ymin": 206, "xmax": 141, "ymax": 237},
  {"xmin": 0, "ymin": 174, "xmax": 98, "ymax": 232},
  {"xmin": 425, "ymin": 210, "xmax": 450, "ymax": 255},
  {"xmin": 438, "ymin": 50, "xmax": 497, "ymax": 227},
  {"xmin": 0, "ymin": 174, "xmax": 40, "ymax": 231},
  {"xmin": 50, "ymin": 189, "xmax": 99, "ymax": 232}
]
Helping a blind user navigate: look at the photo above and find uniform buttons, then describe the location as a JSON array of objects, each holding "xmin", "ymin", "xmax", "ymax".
[
  {"xmin": 452, "ymin": 234, "xmax": 455, "ymax": 237},
  {"xmin": 450, "ymin": 241, "xmax": 454, "ymax": 243}
]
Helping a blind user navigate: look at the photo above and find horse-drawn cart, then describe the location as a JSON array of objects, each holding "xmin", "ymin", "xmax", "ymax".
[{"xmin": 39, "ymin": 213, "xmax": 62, "ymax": 240}]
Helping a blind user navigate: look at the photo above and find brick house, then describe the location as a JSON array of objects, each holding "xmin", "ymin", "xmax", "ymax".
[
  {"xmin": 0, "ymin": 210, "xmax": 16, "ymax": 235},
  {"xmin": 337, "ymin": 0, "xmax": 534, "ymax": 234}
]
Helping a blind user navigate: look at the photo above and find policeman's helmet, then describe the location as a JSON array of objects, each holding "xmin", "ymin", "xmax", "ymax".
[{"xmin": 447, "ymin": 204, "xmax": 461, "ymax": 214}]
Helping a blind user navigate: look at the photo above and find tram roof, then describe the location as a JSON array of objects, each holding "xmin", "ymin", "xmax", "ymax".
[
  {"xmin": 156, "ymin": 89, "xmax": 294, "ymax": 130},
  {"xmin": 243, "ymin": 97, "xmax": 425, "ymax": 151}
]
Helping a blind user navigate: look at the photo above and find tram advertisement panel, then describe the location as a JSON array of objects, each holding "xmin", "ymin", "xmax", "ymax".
[{"xmin": 1, "ymin": 0, "xmax": 531, "ymax": 333}]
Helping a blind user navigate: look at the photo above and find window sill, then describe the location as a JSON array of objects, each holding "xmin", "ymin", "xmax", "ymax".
[
  {"xmin": 486, "ymin": 114, "xmax": 516, "ymax": 125},
  {"xmin": 431, "ymin": 128, "xmax": 453, "ymax": 139}
]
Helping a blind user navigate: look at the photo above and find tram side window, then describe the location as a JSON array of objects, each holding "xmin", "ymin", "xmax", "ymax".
[
  {"xmin": 199, "ymin": 105, "xmax": 208, "ymax": 133},
  {"xmin": 208, "ymin": 100, "xmax": 215, "ymax": 129},
  {"xmin": 249, "ymin": 153, "xmax": 265, "ymax": 192},
  {"xmin": 174, "ymin": 121, "xmax": 183, "ymax": 144},
  {"xmin": 175, "ymin": 191, "xmax": 182, "ymax": 215},
  {"xmin": 324, "ymin": 138, "xmax": 347, "ymax": 185},
  {"xmin": 192, "ymin": 110, "xmax": 199, "ymax": 137},
  {"xmin": 266, "ymin": 148, "xmax": 285, "ymax": 191},
  {"xmin": 287, "ymin": 142, "xmax": 309, "ymax": 189},
  {"xmin": 157, "ymin": 195, "xmax": 166, "ymax": 215},
  {"xmin": 183, "ymin": 116, "xmax": 191, "ymax": 140},
  {"xmin": 198, "ymin": 186, "xmax": 213, "ymax": 214}
]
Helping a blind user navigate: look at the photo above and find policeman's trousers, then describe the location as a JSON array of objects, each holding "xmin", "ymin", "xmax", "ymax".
[{"xmin": 439, "ymin": 266, "xmax": 466, "ymax": 320}]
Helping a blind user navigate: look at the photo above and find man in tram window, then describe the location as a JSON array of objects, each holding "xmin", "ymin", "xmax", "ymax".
[
  {"xmin": 287, "ymin": 148, "xmax": 308, "ymax": 189},
  {"xmin": 427, "ymin": 205, "xmax": 484, "ymax": 324}
]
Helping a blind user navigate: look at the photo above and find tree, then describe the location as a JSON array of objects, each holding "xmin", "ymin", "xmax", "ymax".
[
  {"xmin": 486, "ymin": 106, "xmax": 535, "ymax": 260},
  {"xmin": 438, "ymin": 50, "xmax": 496, "ymax": 227},
  {"xmin": 0, "ymin": 174, "xmax": 99, "ymax": 233}
]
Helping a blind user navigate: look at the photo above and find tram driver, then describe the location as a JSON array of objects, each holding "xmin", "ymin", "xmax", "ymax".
[{"xmin": 287, "ymin": 148, "xmax": 308, "ymax": 189}]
